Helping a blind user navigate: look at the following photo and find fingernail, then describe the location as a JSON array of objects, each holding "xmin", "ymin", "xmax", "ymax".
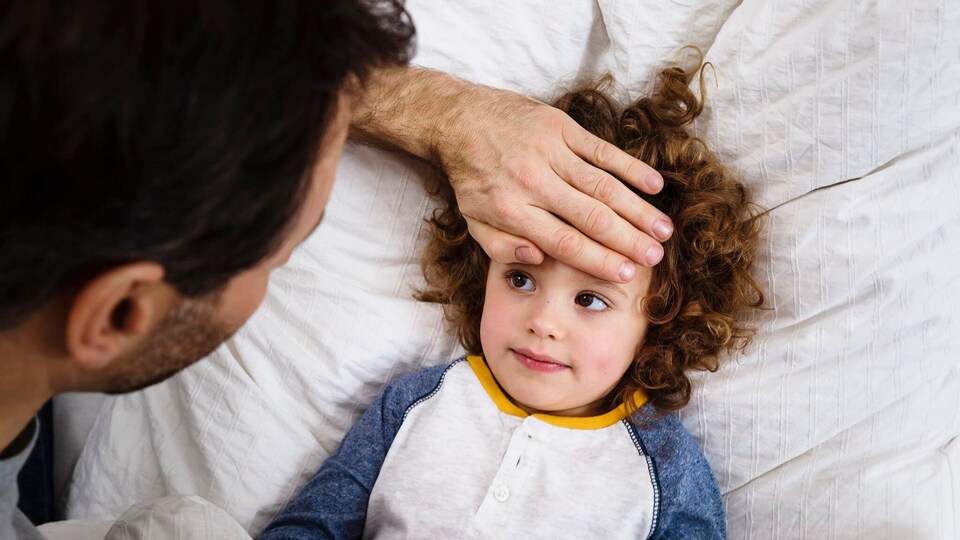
[
  {"xmin": 618, "ymin": 261, "xmax": 636, "ymax": 282},
  {"xmin": 515, "ymin": 246, "xmax": 536, "ymax": 264},
  {"xmin": 645, "ymin": 244, "xmax": 664, "ymax": 266},
  {"xmin": 646, "ymin": 173, "xmax": 664, "ymax": 192},
  {"xmin": 653, "ymin": 219, "xmax": 673, "ymax": 240}
]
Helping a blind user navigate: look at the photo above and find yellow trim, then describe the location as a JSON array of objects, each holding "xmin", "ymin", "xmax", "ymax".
[{"xmin": 465, "ymin": 355, "xmax": 648, "ymax": 431}]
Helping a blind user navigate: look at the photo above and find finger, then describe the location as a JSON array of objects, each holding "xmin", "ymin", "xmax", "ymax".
[
  {"xmin": 554, "ymin": 156, "xmax": 674, "ymax": 242},
  {"xmin": 542, "ymin": 180, "xmax": 668, "ymax": 266},
  {"xmin": 562, "ymin": 120, "xmax": 664, "ymax": 195},
  {"xmin": 465, "ymin": 216, "xmax": 545, "ymax": 266}
]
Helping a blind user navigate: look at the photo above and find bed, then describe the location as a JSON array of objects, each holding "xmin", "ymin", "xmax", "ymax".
[{"xmin": 54, "ymin": 0, "xmax": 960, "ymax": 537}]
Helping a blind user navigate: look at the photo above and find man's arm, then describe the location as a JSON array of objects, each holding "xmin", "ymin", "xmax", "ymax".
[{"xmin": 350, "ymin": 66, "xmax": 674, "ymax": 284}]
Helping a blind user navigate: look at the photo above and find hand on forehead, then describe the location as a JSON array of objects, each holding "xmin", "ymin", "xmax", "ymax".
[{"xmin": 439, "ymin": 90, "xmax": 672, "ymax": 284}]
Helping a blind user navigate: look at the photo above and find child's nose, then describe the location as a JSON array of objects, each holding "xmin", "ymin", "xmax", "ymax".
[{"xmin": 527, "ymin": 299, "xmax": 563, "ymax": 340}]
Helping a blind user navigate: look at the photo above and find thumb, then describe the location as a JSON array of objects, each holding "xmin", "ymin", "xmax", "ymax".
[{"xmin": 465, "ymin": 217, "xmax": 544, "ymax": 266}]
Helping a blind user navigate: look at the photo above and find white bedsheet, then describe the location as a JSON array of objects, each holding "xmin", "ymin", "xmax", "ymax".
[{"xmin": 61, "ymin": 0, "xmax": 960, "ymax": 537}]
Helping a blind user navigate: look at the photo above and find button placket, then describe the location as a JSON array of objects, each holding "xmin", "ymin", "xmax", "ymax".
[{"xmin": 475, "ymin": 421, "xmax": 534, "ymax": 522}]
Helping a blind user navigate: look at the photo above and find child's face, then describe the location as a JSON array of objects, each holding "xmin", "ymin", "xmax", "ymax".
[{"xmin": 480, "ymin": 256, "xmax": 652, "ymax": 417}]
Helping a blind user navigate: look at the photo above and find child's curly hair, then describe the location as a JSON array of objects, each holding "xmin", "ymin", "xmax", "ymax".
[{"xmin": 418, "ymin": 57, "xmax": 764, "ymax": 413}]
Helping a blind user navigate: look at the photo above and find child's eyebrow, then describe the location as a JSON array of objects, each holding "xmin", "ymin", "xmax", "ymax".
[{"xmin": 583, "ymin": 278, "xmax": 630, "ymax": 299}]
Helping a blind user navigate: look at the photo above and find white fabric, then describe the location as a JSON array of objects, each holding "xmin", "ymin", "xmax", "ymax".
[
  {"xmin": 39, "ymin": 496, "xmax": 250, "ymax": 540},
  {"xmin": 61, "ymin": 0, "xmax": 960, "ymax": 538},
  {"xmin": 38, "ymin": 518, "xmax": 114, "ymax": 540}
]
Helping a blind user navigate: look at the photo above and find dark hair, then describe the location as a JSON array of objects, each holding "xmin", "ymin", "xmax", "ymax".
[
  {"xmin": 419, "ymin": 58, "xmax": 764, "ymax": 413},
  {"xmin": 0, "ymin": 0, "xmax": 414, "ymax": 329}
]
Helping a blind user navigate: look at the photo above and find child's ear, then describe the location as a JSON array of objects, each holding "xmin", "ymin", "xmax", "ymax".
[{"xmin": 64, "ymin": 262, "xmax": 175, "ymax": 370}]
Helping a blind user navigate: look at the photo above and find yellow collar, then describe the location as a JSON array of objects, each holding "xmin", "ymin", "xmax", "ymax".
[{"xmin": 466, "ymin": 355, "xmax": 647, "ymax": 430}]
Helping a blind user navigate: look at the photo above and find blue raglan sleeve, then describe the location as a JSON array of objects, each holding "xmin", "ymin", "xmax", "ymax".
[
  {"xmin": 259, "ymin": 363, "xmax": 450, "ymax": 540},
  {"xmin": 631, "ymin": 410, "xmax": 727, "ymax": 540}
]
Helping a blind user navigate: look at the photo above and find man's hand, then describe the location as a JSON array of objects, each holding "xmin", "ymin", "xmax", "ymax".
[{"xmin": 351, "ymin": 67, "xmax": 673, "ymax": 283}]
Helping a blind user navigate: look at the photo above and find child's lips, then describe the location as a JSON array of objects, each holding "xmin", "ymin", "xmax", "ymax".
[{"xmin": 512, "ymin": 349, "xmax": 568, "ymax": 372}]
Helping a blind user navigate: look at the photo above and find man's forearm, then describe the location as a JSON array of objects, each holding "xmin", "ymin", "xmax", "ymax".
[{"xmin": 349, "ymin": 66, "xmax": 515, "ymax": 170}]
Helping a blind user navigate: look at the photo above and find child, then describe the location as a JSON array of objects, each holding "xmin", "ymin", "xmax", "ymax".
[{"xmin": 260, "ymin": 58, "xmax": 763, "ymax": 539}]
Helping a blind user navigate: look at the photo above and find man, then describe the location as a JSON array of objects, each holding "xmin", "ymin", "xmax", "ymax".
[{"xmin": 0, "ymin": 1, "xmax": 672, "ymax": 537}]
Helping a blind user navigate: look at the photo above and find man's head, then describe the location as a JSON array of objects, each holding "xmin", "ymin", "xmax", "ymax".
[{"xmin": 0, "ymin": 0, "xmax": 414, "ymax": 393}]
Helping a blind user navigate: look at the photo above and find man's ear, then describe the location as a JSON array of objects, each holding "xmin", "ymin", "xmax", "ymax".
[{"xmin": 64, "ymin": 262, "xmax": 174, "ymax": 370}]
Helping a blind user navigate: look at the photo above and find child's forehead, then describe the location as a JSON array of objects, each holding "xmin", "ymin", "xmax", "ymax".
[{"xmin": 499, "ymin": 256, "xmax": 652, "ymax": 298}]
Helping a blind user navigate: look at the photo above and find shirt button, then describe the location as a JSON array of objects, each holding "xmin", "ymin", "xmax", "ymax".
[{"xmin": 493, "ymin": 485, "xmax": 510, "ymax": 502}]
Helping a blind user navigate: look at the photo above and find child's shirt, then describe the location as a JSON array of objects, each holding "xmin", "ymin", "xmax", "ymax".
[{"xmin": 260, "ymin": 356, "xmax": 726, "ymax": 539}]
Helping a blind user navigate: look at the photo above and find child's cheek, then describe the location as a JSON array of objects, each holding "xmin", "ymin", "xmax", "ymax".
[
  {"xmin": 478, "ymin": 295, "xmax": 506, "ymax": 355},
  {"xmin": 580, "ymin": 331, "xmax": 635, "ymax": 377}
]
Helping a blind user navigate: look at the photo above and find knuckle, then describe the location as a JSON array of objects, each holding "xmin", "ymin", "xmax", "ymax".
[
  {"xmin": 508, "ymin": 161, "xmax": 539, "ymax": 190},
  {"xmin": 583, "ymin": 204, "xmax": 611, "ymax": 234},
  {"xmin": 553, "ymin": 229, "xmax": 584, "ymax": 259},
  {"xmin": 622, "ymin": 159, "xmax": 641, "ymax": 183},
  {"xmin": 591, "ymin": 175, "xmax": 619, "ymax": 204},
  {"xmin": 600, "ymin": 250, "xmax": 622, "ymax": 277},
  {"xmin": 467, "ymin": 221, "xmax": 506, "ymax": 261},
  {"xmin": 633, "ymin": 203, "xmax": 652, "ymax": 226},
  {"xmin": 542, "ymin": 107, "xmax": 568, "ymax": 130},
  {"xmin": 530, "ymin": 134, "xmax": 553, "ymax": 156},
  {"xmin": 484, "ymin": 240, "xmax": 510, "ymax": 263},
  {"xmin": 629, "ymin": 232, "xmax": 652, "ymax": 260},
  {"xmin": 593, "ymin": 141, "xmax": 612, "ymax": 164},
  {"xmin": 489, "ymin": 192, "xmax": 520, "ymax": 222}
]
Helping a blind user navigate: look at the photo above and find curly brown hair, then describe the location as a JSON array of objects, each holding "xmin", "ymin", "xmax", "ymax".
[{"xmin": 418, "ymin": 58, "xmax": 764, "ymax": 413}]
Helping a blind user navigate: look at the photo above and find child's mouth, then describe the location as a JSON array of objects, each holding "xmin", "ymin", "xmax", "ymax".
[{"xmin": 512, "ymin": 349, "xmax": 568, "ymax": 373}]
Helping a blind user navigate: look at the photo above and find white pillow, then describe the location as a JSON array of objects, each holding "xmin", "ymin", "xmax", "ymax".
[{"xmin": 654, "ymin": 1, "xmax": 960, "ymax": 536}]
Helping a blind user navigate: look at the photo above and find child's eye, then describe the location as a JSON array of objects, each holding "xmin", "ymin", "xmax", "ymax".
[
  {"xmin": 506, "ymin": 271, "xmax": 534, "ymax": 291},
  {"xmin": 575, "ymin": 293, "xmax": 609, "ymax": 311}
]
